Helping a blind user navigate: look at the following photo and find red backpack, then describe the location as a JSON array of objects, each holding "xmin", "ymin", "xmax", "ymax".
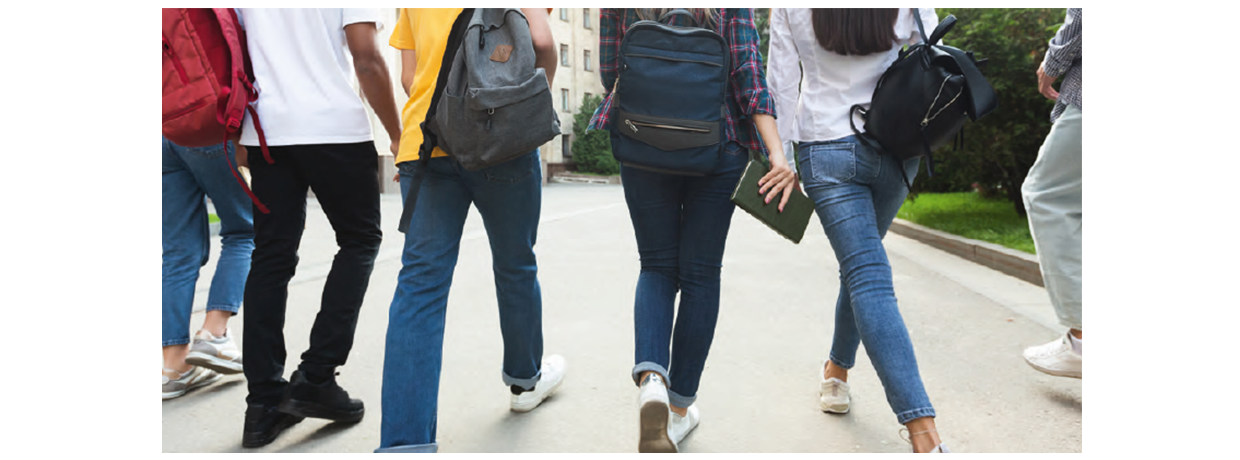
[{"xmin": 162, "ymin": 8, "xmax": 270, "ymax": 213}]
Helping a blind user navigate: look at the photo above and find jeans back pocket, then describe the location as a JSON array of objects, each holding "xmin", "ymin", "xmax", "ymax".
[{"xmin": 804, "ymin": 142, "xmax": 856, "ymax": 186}]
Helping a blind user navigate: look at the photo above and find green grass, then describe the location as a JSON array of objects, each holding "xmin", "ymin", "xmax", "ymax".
[
  {"xmin": 897, "ymin": 192, "xmax": 1036, "ymax": 255},
  {"xmin": 568, "ymin": 171, "xmax": 618, "ymax": 177},
  {"xmin": 209, "ymin": 213, "xmax": 220, "ymax": 224}
]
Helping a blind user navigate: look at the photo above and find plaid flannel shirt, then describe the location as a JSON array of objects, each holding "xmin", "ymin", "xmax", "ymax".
[
  {"xmin": 1044, "ymin": 8, "xmax": 1082, "ymax": 123},
  {"xmin": 586, "ymin": 8, "xmax": 776, "ymax": 154}
]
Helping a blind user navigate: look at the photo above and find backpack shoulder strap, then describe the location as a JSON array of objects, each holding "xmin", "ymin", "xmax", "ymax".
[{"xmin": 938, "ymin": 46, "xmax": 997, "ymax": 120}]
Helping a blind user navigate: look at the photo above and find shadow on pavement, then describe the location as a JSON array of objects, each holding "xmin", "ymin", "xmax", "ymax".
[{"xmin": 1041, "ymin": 386, "xmax": 1082, "ymax": 412}]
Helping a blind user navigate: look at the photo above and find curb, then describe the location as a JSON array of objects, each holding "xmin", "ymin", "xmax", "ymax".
[
  {"xmin": 209, "ymin": 221, "xmax": 221, "ymax": 237},
  {"xmin": 550, "ymin": 173, "xmax": 621, "ymax": 185},
  {"xmin": 888, "ymin": 218, "xmax": 1044, "ymax": 287}
]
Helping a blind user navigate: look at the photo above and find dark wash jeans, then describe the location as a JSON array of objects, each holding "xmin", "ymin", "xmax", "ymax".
[
  {"xmin": 242, "ymin": 142, "xmax": 382, "ymax": 407},
  {"xmin": 622, "ymin": 141, "xmax": 747, "ymax": 409}
]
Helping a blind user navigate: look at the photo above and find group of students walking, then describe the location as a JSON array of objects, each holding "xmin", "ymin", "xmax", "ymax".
[{"xmin": 162, "ymin": 7, "xmax": 1083, "ymax": 453}]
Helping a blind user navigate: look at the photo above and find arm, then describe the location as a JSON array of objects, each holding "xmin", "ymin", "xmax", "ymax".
[
  {"xmin": 725, "ymin": 9, "xmax": 796, "ymax": 210},
  {"xmin": 1038, "ymin": 8, "xmax": 1081, "ymax": 100},
  {"xmin": 400, "ymin": 49, "xmax": 416, "ymax": 98},
  {"xmin": 767, "ymin": 8, "xmax": 801, "ymax": 172},
  {"xmin": 345, "ymin": 21, "xmax": 402, "ymax": 154},
  {"xmin": 598, "ymin": 8, "xmax": 622, "ymax": 91},
  {"xmin": 522, "ymin": 8, "xmax": 556, "ymax": 87}
]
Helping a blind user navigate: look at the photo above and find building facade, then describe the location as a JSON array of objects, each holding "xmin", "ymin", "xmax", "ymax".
[{"xmin": 542, "ymin": 8, "xmax": 606, "ymax": 169}]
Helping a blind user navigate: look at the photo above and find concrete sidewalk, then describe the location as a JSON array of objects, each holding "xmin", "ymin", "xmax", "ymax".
[{"xmin": 164, "ymin": 183, "xmax": 1080, "ymax": 453}]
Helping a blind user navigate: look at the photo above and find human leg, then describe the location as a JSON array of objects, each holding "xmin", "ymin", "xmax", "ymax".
[{"xmin": 378, "ymin": 157, "xmax": 472, "ymax": 452}]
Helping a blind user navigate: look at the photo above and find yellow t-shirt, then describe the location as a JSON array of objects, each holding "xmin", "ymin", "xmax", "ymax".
[
  {"xmin": 390, "ymin": 8, "xmax": 460, "ymax": 164},
  {"xmin": 391, "ymin": 8, "xmax": 552, "ymax": 164}
]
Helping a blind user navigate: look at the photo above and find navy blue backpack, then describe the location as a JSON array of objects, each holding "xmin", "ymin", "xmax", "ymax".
[{"xmin": 610, "ymin": 9, "xmax": 729, "ymax": 176}]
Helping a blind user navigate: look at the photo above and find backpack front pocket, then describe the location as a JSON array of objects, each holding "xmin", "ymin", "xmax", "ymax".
[{"xmin": 616, "ymin": 110, "xmax": 719, "ymax": 152}]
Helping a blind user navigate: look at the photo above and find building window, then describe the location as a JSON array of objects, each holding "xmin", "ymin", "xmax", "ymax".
[
  {"xmin": 563, "ymin": 135, "xmax": 572, "ymax": 160},
  {"xmin": 584, "ymin": 50, "xmax": 592, "ymax": 71},
  {"xmin": 561, "ymin": 89, "xmax": 570, "ymax": 111},
  {"xmin": 585, "ymin": 92, "xmax": 593, "ymax": 102},
  {"xmin": 560, "ymin": 8, "xmax": 568, "ymax": 21},
  {"xmin": 583, "ymin": 8, "xmax": 591, "ymax": 29},
  {"xmin": 560, "ymin": 44, "xmax": 569, "ymax": 66}
]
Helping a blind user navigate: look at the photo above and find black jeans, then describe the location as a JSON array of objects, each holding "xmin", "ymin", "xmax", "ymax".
[{"xmin": 242, "ymin": 142, "xmax": 382, "ymax": 407}]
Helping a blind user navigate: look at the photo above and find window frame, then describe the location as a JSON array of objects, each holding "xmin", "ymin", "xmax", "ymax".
[{"xmin": 560, "ymin": 44, "xmax": 570, "ymax": 67}]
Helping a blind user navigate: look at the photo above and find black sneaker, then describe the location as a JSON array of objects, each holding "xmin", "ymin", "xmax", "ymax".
[
  {"xmin": 277, "ymin": 370, "xmax": 365, "ymax": 423},
  {"xmin": 242, "ymin": 404, "xmax": 304, "ymax": 448}
]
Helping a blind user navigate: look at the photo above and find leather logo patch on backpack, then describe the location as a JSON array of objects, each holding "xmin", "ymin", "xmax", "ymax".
[{"xmin": 489, "ymin": 45, "xmax": 513, "ymax": 63}]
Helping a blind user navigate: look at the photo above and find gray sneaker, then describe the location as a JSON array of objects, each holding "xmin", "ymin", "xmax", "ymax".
[
  {"xmin": 186, "ymin": 329, "xmax": 243, "ymax": 374},
  {"xmin": 162, "ymin": 366, "xmax": 222, "ymax": 400}
]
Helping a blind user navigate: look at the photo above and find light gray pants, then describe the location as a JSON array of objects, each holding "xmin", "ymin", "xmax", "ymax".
[{"xmin": 1022, "ymin": 105, "xmax": 1082, "ymax": 330}]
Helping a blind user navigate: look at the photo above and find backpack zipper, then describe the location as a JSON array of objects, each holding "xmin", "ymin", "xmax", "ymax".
[
  {"xmin": 625, "ymin": 119, "xmax": 710, "ymax": 134},
  {"xmin": 921, "ymin": 77, "xmax": 964, "ymax": 127},
  {"xmin": 623, "ymin": 53, "xmax": 723, "ymax": 68},
  {"xmin": 163, "ymin": 35, "xmax": 189, "ymax": 85}
]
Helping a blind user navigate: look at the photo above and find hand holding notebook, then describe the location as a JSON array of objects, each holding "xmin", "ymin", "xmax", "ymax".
[{"xmin": 729, "ymin": 154, "xmax": 814, "ymax": 244}]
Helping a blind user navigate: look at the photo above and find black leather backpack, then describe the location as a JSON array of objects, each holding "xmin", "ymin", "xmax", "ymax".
[{"xmin": 850, "ymin": 10, "xmax": 997, "ymax": 188}]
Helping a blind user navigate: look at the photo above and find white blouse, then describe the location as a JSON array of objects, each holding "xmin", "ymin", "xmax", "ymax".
[{"xmin": 768, "ymin": 8, "xmax": 940, "ymax": 165}]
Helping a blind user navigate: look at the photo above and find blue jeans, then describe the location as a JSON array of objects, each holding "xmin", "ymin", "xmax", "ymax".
[
  {"xmin": 798, "ymin": 136, "xmax": 935, "ymax": 425},
  {"xmin": 622, "ymin": 142, "xmax": 747, "ymax": 409},
  {"xmin": 162, "ymin": 137, "xmax": 254, "ymax": 346},
  {"xmin": 378, "ymin": 150, "xmax": 544, "ymax": 452}
]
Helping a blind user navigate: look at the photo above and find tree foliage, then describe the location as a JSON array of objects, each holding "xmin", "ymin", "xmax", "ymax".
[
  {"xmin": 913, "ymin": 8, "xmax": 1067, "ymax": 216},
  {"xmin": 571, "ymin": 94, "xmax": 619, "ymax": 175}
]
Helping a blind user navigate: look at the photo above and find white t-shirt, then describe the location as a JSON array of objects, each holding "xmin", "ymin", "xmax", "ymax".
[
  {"xmin": 236, "ymin": 8, "xmax": 383, "ymax": 147},
  {"xmin": 769, "ymin": 8, "xmax": 939, "ymax": 157}
]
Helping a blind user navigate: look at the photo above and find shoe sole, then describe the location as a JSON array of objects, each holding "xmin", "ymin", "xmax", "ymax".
[
  {"xmin": 638, "ymin": 400, "xmax": 677, "ymax": 453},
  {"xmin": 186, "ymin": 351, "xmax": 244, "ymax": 375},
  {"xmin": 278, "ymin": 398, "xmax": 364, "ymax": 423},
  {"xmin": 510, "ymin": 374, "xmax": 566, "ymax": 413},
  {"xmin": 162, "ymin": 372, "xmax": 223, "ymax": 400},
  {"xmin": 242, "ymin": 415, "xmax": 305, "ymax": 448},
  {"xmin": 1023, "ymin": 357, "xmax": 1082, "ymax": 379},
  {"xmin": 819, "ymin": 400, "xmax": 850, "ymax": 414}
]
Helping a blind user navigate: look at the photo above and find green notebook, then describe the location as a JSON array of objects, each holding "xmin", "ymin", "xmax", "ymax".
[{"xmin": 730, "ymin": 158, "xmax": 815, "ymax": 244}]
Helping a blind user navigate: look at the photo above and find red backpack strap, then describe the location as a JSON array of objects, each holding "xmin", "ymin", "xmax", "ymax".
[{"xmin": 212, "ymin": 8, "xmax": 272, "ymax": 215}]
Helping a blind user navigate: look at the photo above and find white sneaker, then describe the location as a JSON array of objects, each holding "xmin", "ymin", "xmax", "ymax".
[
  {"xmin": 819, "ymin": 360, "xmax": 850, "ymax": 413},
  {"xmin": 900, "ymin": 428, "xmax": 951, "ymax": 453},
  {"xmin": 668, "ymin": 404, "xmax": 699, "ymax": 446},
  {"xmin": 1023, "ymin": 333, "xmax": 1082, "ymax": 379},
  {"xmin": 510, "ymin": 354, "xmax": 567, "ymax": 413},
  {"xmin": 162, "ymin": 366, "xmax": 222, "ymax": 400},
  {"xmin": 185, "ymin": 329, "xmax": 243, "ymax": 375},
  {"xmin": 636, "ymin": 373, "xmax": 677, "ymax": 453}
]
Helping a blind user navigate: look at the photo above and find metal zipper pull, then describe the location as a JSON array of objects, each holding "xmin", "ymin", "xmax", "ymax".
[
  {"xmin": 486, "ymin": 108, "xmax": 494, "ymax": 131},
  {"xmin": 625, "ymin": 119, "xmax": 638, "ymax": 133}
]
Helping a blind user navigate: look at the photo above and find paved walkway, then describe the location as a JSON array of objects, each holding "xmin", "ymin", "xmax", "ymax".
[{"xmin": 164, "ymin": 183, "xmax": 1081, "ymax": 453}]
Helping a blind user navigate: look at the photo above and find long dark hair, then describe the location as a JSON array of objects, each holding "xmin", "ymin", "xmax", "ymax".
[
  {"xmin": 811, "ymin": 8, "xmax": 899, "ymax": 56},
  {"xmin": 635, "ymin": 8, "xmax": 720, "ymax": 30}
]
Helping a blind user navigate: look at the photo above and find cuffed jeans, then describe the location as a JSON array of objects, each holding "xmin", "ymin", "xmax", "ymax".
[
  {"xmin": 622, "ymin": 142, "xmax": 747, "ymax": 409},
  {"xmin": 242, "ymin": 142, "xmax": 382, "ymax": 407},
  {"xmin": 799, "ymin": 136, "xmax": 936, "ymax": 425},
  {"xmin": 162, "ymin": 137, "xmax": 254, "ymax": 346},
  {"xmin": 378, "ymin": 150, "xmax": 544, "ymax": 453},
  {"xmin": 1022, "ymin": 105, "xmax": 1082, "ymax": 330}
]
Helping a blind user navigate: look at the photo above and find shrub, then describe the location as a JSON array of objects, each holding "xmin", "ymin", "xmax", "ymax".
[
  {"xmin": 572, "ymin": 94, "xmax": 619, "ymax": 175},
  {"xmin": 912, "ymin": 8, "xmax": 1067, "ymax": 216}
]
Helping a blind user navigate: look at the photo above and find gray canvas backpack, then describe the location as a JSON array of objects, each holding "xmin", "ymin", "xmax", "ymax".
[
  {"xmin": 428, "ymin": 8, "xmax": 561, "ymax": 171},
  {"xmin": 399, "ymin": 8, "xmax": 560, "ymax": 233}
]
